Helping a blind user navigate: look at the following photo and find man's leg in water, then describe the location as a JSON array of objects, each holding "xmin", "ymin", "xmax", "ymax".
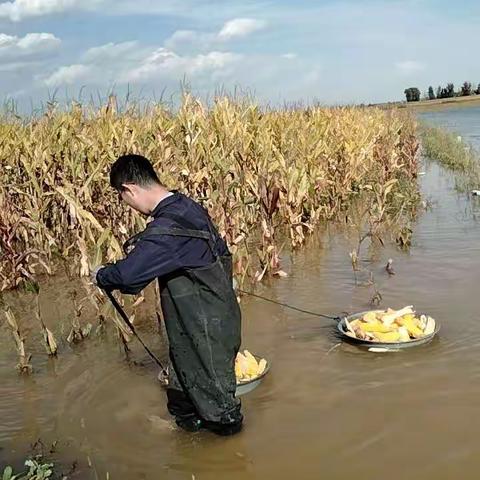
[
  {"xmin": 166, "ymin": 364, "xmax": 203, "ymax": 432},
  {"xmin": 166, "ymin": 388, "xmax": 203, "ymax": 432},
  {"xmin": 167, "ymin": 362, "xmax": 243, "ymax": 435}
]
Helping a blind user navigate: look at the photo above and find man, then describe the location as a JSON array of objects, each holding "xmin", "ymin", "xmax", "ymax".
[{"xmin": 93, "ymin": 154, "xmax": 243, "ymax": 435}]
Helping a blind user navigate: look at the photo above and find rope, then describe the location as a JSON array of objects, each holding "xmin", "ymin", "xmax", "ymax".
[
  {"xmin": 104, "ymin": 287, "xmax": 340, "ymax": 373},
  {"xmin": 105, "ymin": 289, "xmax": 168, "ymax": 375},
  {"xmin": 238, "ymin": 289, "xmax": 342, "ymax": 321}
]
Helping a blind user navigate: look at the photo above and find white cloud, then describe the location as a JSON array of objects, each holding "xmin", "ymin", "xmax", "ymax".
[
  {"xmin": 282, "ymin": 53, "xmax": 297, "ymax": 60},
  {"xmin": 83, "ymin": 41, "xmax": 143, "ymax": 63},
  {"xmin": 0, "ymin": 32, "xmax": 60, "ymax": 58},
  {"xmin": 0, "ymin": 0, "xmax": 102, "ymax": 21},
  {"xmin": 45, "ymin": 64, "xmax": 92, "ymax": 86},
  {"xmin": 164, "ymin": 18, "xmax": 266, "ymax": 52},
  {"xmin": 164, "ymin": 30, "xmax": 201, "ymax": 50},
  {"xmin": 44, "ymin": 41, "xmax": 148, "ymax": 87},
  {"xmin": 0, "ymin": 0, "xmax": 262, "ymax": 21},
  {"xmin": 42, "ymin": 41, "xmax": 242, "ymax": 88},
  {"xmin": 218, "ymin": 18, "xmax": 266, "ymax": 40},
  {"xmin": 125, "ymin": 48, "xmax": 241, "ymax": 82},
  {"xmin": 163, "ymin": 29, "xmax": 217, "ymax": 53},
  {"xmin": 0, "ymin": 61, "xmax": 40, "ymax": 72},
  {"xmin": 394, "ymin": 60, "xmax": 426, "ymax": 75},
  {"xmin": 0, "ymin": 32, "xmax": 61, "ymax": 100}
]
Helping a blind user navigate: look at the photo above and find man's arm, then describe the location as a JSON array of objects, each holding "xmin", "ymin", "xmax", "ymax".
[{"xmin": 96, "ymin": 238, "xmax": 178, "ymax": 294}]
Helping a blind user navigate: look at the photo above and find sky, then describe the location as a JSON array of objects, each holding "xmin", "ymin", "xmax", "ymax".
[{"xmin": 1, "ymin": 0, "xmax": 480, "ymax": 110}]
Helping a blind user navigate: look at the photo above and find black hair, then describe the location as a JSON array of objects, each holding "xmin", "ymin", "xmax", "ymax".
[{"xmin": 110, "ymin": 154, "xmax": 161, "ymax": 191}]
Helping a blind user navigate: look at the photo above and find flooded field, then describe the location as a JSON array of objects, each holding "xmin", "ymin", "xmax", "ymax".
[
  {"xmin": 1, "ymin": 109, "xmax": 480, "ymax": 479},
  {"xmin": 419, "ymin": 106, "xmax": 480, "ymax": 149}
]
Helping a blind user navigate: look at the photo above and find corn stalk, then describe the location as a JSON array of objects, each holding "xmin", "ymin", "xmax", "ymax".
[
  {"xmin": 4, "ymin": 308, "xmax": 32, "ymax": 373},
  {"xmin": 0, "ymin": 95, "xmax": 420, "ymax": 293}
]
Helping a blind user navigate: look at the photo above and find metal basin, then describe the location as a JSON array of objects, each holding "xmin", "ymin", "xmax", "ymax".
[
  {"xmin": 235, "ymin": 360, "xmax": 270, "ymax": 396},
  {"xmin": 337, "ymin": 310, "xmax": 440, "ymax": 350},
  {"xmin": 157, "ymin": 356, "xmax": 270, "ymax": 397}
]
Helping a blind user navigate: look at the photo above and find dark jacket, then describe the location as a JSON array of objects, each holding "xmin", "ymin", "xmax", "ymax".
[{"xmin": 97, "ymin": 191, "xmax": 229, "ymax": 294}]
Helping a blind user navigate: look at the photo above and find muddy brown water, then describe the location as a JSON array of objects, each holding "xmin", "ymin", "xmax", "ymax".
[{"xmin": 2, "ymin": 118, "xmax": 480, "ymax": 479}]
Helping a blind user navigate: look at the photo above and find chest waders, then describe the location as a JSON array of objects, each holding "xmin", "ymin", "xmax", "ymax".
[{"xmin": 124, "ymin": 214, "xmax": 243, "ymax": 431}]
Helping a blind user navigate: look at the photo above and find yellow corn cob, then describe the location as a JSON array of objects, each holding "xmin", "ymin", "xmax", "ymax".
[
  {"xmin": 257, "ymin": 359, "xmax": 267, "ymax": 375},
  {"xmin": 372, "ymin": 331, "xmax": 402, "ymax": 343},
  {"xmin": 423, "ymin": 316, "xmax": 436, "ymax": 336},
  {"xmin": 243, "ymin": 349, "xmax": 255, "ymax": 361},
  {"xmin": 235, "ymin": 360, "xmax": 243, "ymax": 379},
  {"xmin": 400, "ymin": 313, "xmax": 415, "ymax": 323},
  {"xmin": 362, "ymin": 312, "xmax": 378, "ymax": 323},
  {"xmin": 243, "ymin": 350, "xmax": 259, "ymax": 376},
  {"xmin": 345, "ymin": 319, "xmax": 356, "ymax": 337},
  {"xmin": 396, "ymin": 316, "xmax": 423, "ymax": 338},
  {"xmin": 357, "ymin": 321, "xmax": 393, "ymax": 333},
  {"xmin": 398, "ymin": 326, "xmax": 411, "ymax": 342},
  {"xmin": 380, "ymin": 306, "xmax": 414, "ymax": 326},
  {"xmin": 235, "ymin": 352, "xmax": 249, "ymax": 380}
]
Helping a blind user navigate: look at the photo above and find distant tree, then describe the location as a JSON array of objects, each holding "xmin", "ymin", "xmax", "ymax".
[
  {"xmin": 459, "ymin": 82, "xmax": 472, "ymax": 97},
  {"xmin": 412, "ymin": 87, "xmax": 421, "ymax": 101},
  {"xmin": 428, "ymin": 86, "xmax": 436, "ymax": 100},
  {"xmin": 404, "ymin": 87, "xmax": 421, "ymax": 102},
  {"xmin": 461, "ymin": 81, "xmax": 473, "ymax": 96},
  {"xmin": 437, "ymin": 83, "xmax": 454, "ymax": 98},
  {"xmin": 475, "ymin": 83, "xmax": 480, "ymax": 95}
]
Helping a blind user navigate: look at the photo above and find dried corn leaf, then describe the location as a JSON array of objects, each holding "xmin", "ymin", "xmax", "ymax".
[{"xmin": 43, "ymin": 326, "xmax": 58, "ymax": 356}]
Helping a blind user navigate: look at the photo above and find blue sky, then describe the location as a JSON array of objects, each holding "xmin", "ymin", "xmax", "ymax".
[{"xmin": 2, "ymin": 0, "xmax": 480, "ymax": 110}]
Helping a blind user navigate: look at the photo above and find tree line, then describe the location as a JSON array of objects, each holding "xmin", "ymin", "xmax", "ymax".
[{"xmin": 404, "ymin": 82, "xmax": 480, "ymax": 102}]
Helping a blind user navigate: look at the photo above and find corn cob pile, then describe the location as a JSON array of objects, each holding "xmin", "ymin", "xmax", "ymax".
[
  {"xmin": 345, "ymin": 306, "xmax": 436, "ymax": 343},
  {"xmin": 235, "ymin": 350, "xmax": 268, "ymax": 383}
]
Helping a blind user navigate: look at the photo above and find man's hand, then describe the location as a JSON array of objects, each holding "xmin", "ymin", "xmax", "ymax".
[{"xmin": 90, "ymin": 265, "xmax": 104, "ymax": 286}]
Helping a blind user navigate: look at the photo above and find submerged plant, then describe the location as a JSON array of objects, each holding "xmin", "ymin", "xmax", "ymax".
[
  {"xmin": 98, "ymin": 293, "xmax": 132, "ymax": 351},
  {"xmin": 346, "ymin": 175, "xmax": 420, "ymax": 305},
  {"xmin": 34, "ymin": 293, "xmax": 58, "ymax": 356},
  {"xmin": 4, "ymin": 308, "xmax": 32, "ymax": 374},
  {"xmin": 66, "ymin": 291, "xmax": 92, "ymax": 344}
]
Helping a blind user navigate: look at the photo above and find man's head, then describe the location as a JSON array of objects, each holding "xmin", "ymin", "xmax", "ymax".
[{"xmin": 110, "ymin": 154, "xmax": 166, "ymax": 214}]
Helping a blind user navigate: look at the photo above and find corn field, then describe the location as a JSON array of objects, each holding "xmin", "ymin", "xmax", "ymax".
[{"xmin": 0, "ymin": 95, "xmax": 419, "ymax": 291}]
